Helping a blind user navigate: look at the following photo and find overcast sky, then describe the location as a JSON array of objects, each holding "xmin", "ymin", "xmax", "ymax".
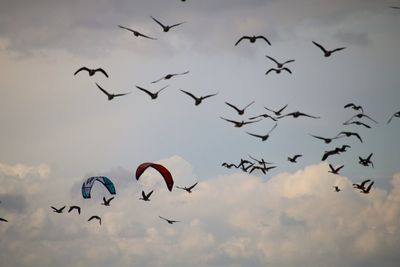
[{"xmin": 1, "ymin": 1, "xmax": 400, "ymax": 267}]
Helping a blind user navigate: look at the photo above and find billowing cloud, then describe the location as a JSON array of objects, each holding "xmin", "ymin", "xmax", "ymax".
[{"xmin": 1, "ymin": 156, "xmax": 400, "ymax": 267}]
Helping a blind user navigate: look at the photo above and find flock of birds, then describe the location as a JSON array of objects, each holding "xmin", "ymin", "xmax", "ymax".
[{"xmin": 1, "ymin": 2, "xmax": 400, "ymax": 227}]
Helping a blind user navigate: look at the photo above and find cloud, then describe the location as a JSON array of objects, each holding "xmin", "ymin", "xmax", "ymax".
[
  {"xmin": 0, "ymin": 162, "xmax": 50, "ymax": 179},
  {"xmin": 1, "ymin": 156, "xmax": 400, "ymax": 267}
]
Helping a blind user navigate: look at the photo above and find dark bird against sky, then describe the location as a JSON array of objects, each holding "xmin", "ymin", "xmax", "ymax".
[
  {"xmin": 312, "ymin": 41, "xmax": 346, "ymax": 57},
  {"xmin": 74, "ymin": 67, "xmax": 109, "ymax": 78}
]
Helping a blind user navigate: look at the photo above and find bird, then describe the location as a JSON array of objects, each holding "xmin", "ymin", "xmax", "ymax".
[
  {"xmin": 265, "ymin": 56, "xmax": 295, "ymax": 68},
  {"xmin": 220, "ymin": 117, "xmax": 261, "ymax": 127},
  {"xmin": 360, "ymin": 181, "xmax": 374, "ymax": 194},
  {"xmin": 248, "ymin": 113, "xmax": 277, "ymax": 121},
  {"xmin": 159, "ymin": 216, "xmax": 180, "ymax": 224},
  {"xmin": 235, "ymin": 35, "xmax": 271, "ymax": 46},
  {"xmin": 321, "ymin": 148, "xmax": 341, "ymax": 161},
  {"xmin": 74, "ymin": 67, "xmax": 108, "ymax": 78},
  {"xmin": 68, "ymin": 206, "xmax": 81, "ymax": 214},
  {"xmin": 151, "ymin": 71, "xmax": 189, "ymax": 84},
  {"xmin": 248, "ymin": 155, "xmax": 274, "ymax": 166},
  {"xmin": 309, "ymin": 134, "xmax": 341, "ymax": 144},
  {"xmin": 96, "ymin": 83, "xmax": 131, "ymax": 101},
  {"xmin": 0, "ymin": 217, "xmax": 8, "ymax": 222},
  {"xmin": 278, "ymin": 111, "xmax": 320, "ymax": 119},
  {"xmin": 333, "ymin": 186, "xmax": 341, "ymax": 192},
  {"xmin": 344, "ymin": 121, "xmax": 371, "ymax": 128},
  {"xmin": 151, "ymin": 16, "xmax": 185, "ymax": 32},
  {"xmin": 249, "ymin": 165, "xmax": 276, "ymax": 174},
  {"xmin": 264, "ymin": 104, "xmax": 288, "ymax": 116},
  {"xmin": 246, "ymin": 123, "xmax": 278, "ymax": 141},
  {"xmin": 344, "ymin": 113, "xmax": 378, "ymax": 124},
  {"xmin": 312, "ymin": 41, "xmax": 346, "ymax": 57},
  {"xmin": 221, "ymin": 162, "xmax": 239, "ymax": 169},
  {"xmin": 328, "ymin": 164, "xmax": 344, "ymax": 175},
  {"xmin": 136, "ymin": 85, "xmax": 168, "ymax": 99},
  {"xmin": 390, "ymin": 6, "xmax": 400, "ymax": 9},
  {"xmin": 101, "ymin": 196, "xmax": 115, "ymax": 206},
  {"xmin": 51, "ymin": 206, "xmax": 66, "ymax": 213},
  {"xmin": 180, "ymin": 90, "xmax": 218, "ymax": 106},
  {"xmin": 176, "ymin": 182, "xmax": 198, "ymax": 193},
  {"xmin": 117, "ymin": 25, "xmax": 157, "ymax": 40},
  {"xmin": 353, "ymin": 179, "xmax": 371, "ymax": 190},
  {"xmin": 225, "ymin": 101, "xmax": 255, "ymax": 115},
  {"xmin": 88, "ymin": 215, "xmax": 101, "ymax": 225},
  {"xmin": 288, "ymin": 154, "xmax": 302, "ymax": 163},
  {"xmin": 387, "ymin": 111, "xmax": 400, "ymax": 124},
  {"xmin": 241, "ymin": 162, "xmax": 255, "ymax": 172},
  {"xmin": 344, "ymin": 103, "xmax": 364, "ymax": 113},
  {"xmin": 265, "ymin": 67, "xmax": 292, "ymax": 75},
  {"xmin": 359, "ymin": 153, "xmax": 374, "ymax": 168},
  {"xmin": 335, "ymin": 131, "xmax": 363, "ymax": 143},
  {"xmin": 336, "ymin": 145, "xmax": 351, "ymax": 153},
  {"xmin": 139, "ymin": 190, "xmax": 153, "ymax": 201}
]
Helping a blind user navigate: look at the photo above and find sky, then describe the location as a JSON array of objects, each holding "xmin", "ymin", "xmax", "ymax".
[{"xmin": 0, "ymin": 0, "xmax": 400, "ymax": 266}]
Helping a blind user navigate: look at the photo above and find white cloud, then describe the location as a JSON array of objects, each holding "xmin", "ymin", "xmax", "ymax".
[{"xmin": 0, "ymin": 162, "xmax": 50, "ymax": 179}]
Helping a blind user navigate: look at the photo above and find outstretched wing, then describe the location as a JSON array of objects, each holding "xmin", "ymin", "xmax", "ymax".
[
  {"xmin": 169, "ymin": 21, "xmax": 186, "ymax": 29},
  {"xmin": 235, "ymin": 36, "xmax": 249, "ymax": 46},
  {"xmin": 201, "ymin": 93, "xmax": 218, "ymax": 100},
  {"xmin": 331, "ymin": 47, "xmax": 346, "ymax": 53},
  {"xmin": 74, "ymin": 67, "xmax": 90, "ymax": 76},
  {"xmin": 256, "ymin": 35, "xmax": 271, "ymax": 45},
  {"xmin": 96, "ymin": 83, "xmax": 111, "ymax": 97},
  {"xmin": 151, "ymin": 16, "xmax": 166, "ymax": 29},
  {"xmin": 180, "ymin": 89, "xmax": 198, "ymax": 100},
  {"xmin": 188, "ymin": 182, "xmax": 198, "ymax": 190},
  {"xmin": 95, "ymin": 68, "xmax": 109, "ymax": 78},
  {"xmin": 266, "ymin": 55, "xmax": 279, "ymax": 65},
  {"xmin": 312, "ymin": 41, "xmax": 328, "ymax": 54},
  {"xmin": 136, "ymin": 85, "xmax": 153, "ymax": 96}
]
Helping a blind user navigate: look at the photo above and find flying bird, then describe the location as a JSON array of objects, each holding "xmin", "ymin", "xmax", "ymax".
[
  {"xmin": 333, "ymin": 186, "xmax": 341, "ymax": 192},
  {"xmin": 328, "ymin": 164, "xmax": 344, "ymax": 175},
  {"xmin": 337, "ymin": 145, "xmax": 351, "ymax": 153},
  {"xmin": 312, "ymin": 41, "xmax": 346, "ymax": 57},
  {"xmin": 51, "ymin": 206, "xmax": 66, "ymax": 213},
  {"xmin": 176, "ymin": 182, "xmax": 198, "ymax": 193},
  {"xmin": 309, "ymin": 134, "xmax": 341, "ymax": 144},
  {"xmin": 74, "ymin": 67, "xmax": 108, "ymax": 78},
  {"xmin": 159, "ymin": 216, "xmax": 180, "ymax": 224},
  {"xmin": 360, "ymin": 181, "xmax": 374, "ymax": 194},
  {"xmin": 344, "ymin": 113, "xmax": 378, "ymax": 124},
  {"xmin": 353, "ymin": 179, "xmax": 371, "ymax": 190},
  {"xmin": 387, "ymin": 111, "xmax": 400, "ymax": 124},
  {"xmin": 278, "ymin": 111, "xmax": 320, "ymax": 119},
  {"xmin": 248, "ymin": 113, "xmax": 277, "ymax": 121},
  {"xmin": 265, "ymin": 67, "xmax": 292, "ymax": 75},
  {"xmin": 344, "ymin": 120, "xmax": 371, "ymax": 128},
  {"xmin": 221, "ymin": 162, "xmax": 239, "ymax": 169},
  {"xmin": 249, "ymin": 165, "xmax": 276, "ymax": 174},
  {"xmin": 96, "ymin": 83, "xmax": 131, "ymax": 101},
  {"xmin": 225, "ymin": 101, "xmax": 255, "ymax": 115},
  {"xmin": 264, "ymin": 104, "xmax": 288, "ymax": 116},
  {"xmin": 136, "ymin": 85, "xmax": 168, "ymax": 100},
  {"xmin": 220, "ymin": 117, "xmax": 261, "ymax": 127},
  {"xmin": 265, "ymin": 56, "xmax": 295, "ymax": 68},
  {"xmin": 335, "ymin": 131, "xmax": 363, "ymax": 143},
  {"xmin": 288, "ymin": 154, "xmax": 302, "ymax": 163},
  {"xmin": 139, "ymin": 190, "xmax": 154, "ymax": 201},
  {"xmin": 246, "ymin": 123, "xmax": 278, "ymax": 141},
  {"xmin": 101, "ymin": 196, "xmax": 115, "ymax": 206},
  {"xmin": 359, "ymin": 153, "xmax": 374, "ymax": 168},
  {"xmin": 68, "ymin": 206, "xmax": 81, "ymax": 215},
  {"xmin": 151, "ymin": 71, "xmax": 189, "ymax": 84},
  {"xmin": 88, "ymin": 215, "xmax": 101, "ymax": 225},
  {"xmin": 118, "ymin": 25, "xmax": 157, "ymax": 40},
  {"xmin": 235, "ymin": 35, "xmax": 271, "ymax": 46},
  {"xmin": 151, "ymin": 16, "xmax": 185, "ymax": 32},
  {"xmin": 390, "ymin": 6, "xmax": 400, "ymax": 9},
  {"xmin": 322, "ymin": 148, "xmax": 341, "ymax": 161},
  {"xmin": 180, "ymin": 89, "xmax": 218, "ymax": 106},
  {"xmin": 344, "ymin": 103, "xmax": 364, "ymax": 113},
  {"xmin": 248, "ymin": 155, "xmax": 274, "ymax": 166}
]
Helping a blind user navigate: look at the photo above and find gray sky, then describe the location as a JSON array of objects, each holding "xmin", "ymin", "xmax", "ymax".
[{"xmin": 1, "ymin": 1, "xmax": 400, "ymax": 266}]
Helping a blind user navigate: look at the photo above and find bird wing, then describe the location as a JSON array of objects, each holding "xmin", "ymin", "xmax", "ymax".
[
  {"xmin": 265, "ymin": 55, "xmax": 279, "ymax": 65},
  {"xmin": 243, "ymin": 101, "xmax": 255, "ymax": 110},
  {"xmin": 267, "ymin": 123, "xmax": 278, "ymax": 135},
  {"xmin": 265, "ymin": 68, "xmax": 277, "ymax": 75},
  {"xmin": 51, "ymin": 206, "xmax": 58, "ymax": 212},
  {"xmin": 220, "ymin": 117, "xmax": 240, "ymax": 125},
  {"xmin": 256, "ymin": 35, "xmax": 271, "ymax": 45},
  {"xmin": 293, "ymin": 155, "xmax": 302, "ymax": 160},
  {"xmin": 344, "ymin": 103, "xmax": 355, "ymax": 109},
  {"xmin": 118, "ymin": 25, "xmax": 135, "ymax": 33},
  {"xmin": 74, "ymin": 67, "xmax": 90, "ymax": 75},
  {"xmin": 188, "ymin": 182, "xmax": 198, "ymax": 190},
  {"xmin": 360, "ymin": 179, "xmax": 371, "ymax": 188},
  {"xmin": 147, "ymin": 190, "xmax": 154, "ymax": 198},
  {"xmin": 365, "ymin": 181, "xmax": 374, "ymax": 193},
  {"xmin": 180, "ymin": 89, "xmax": 198, "ymax": 100},
  {"xmin": 310, "ymin": 134, "xmax": 328, "ymax": 142},
  {"xmin": 176, "ymin": 70, "xmax": 190, "ymax": 76},
  {"xmin": 137, "ymin": 32, "xmax": 157, "ymax": 40},
  {"xmin": 322, "ymin": 150, "xmax": 336, "ymax": 161},
  {"xmin": 235, "ymin": 36, "xmax": 248, "ymax": 46},
  {"xmin": 331, "ymin": 47, "xmax": 346, "ymax": 53},
  {"xmin": 96, "ymin": 83, "xmax": 111, "ymax": 97},
  {"xmin": 387, "ymin": 114, "xmax": 396, "ymax": 124},
  {"xmin": 283, "ymin": 59, "xmax": 295, "ymax": 65},
  {"xmin": 151, "ymin": 76, "xmax": 166, "ymax": 84},
  {"xmin": 201, "ymin": 93, "xmax": 218, "ymax": 100},
  {"xmin": 159, "ymin": 216, "xmax": 168, "ymax": 221},
  {"xmin": 276, "ymin": 104, "xmax": 288, "ymax": 114},
  {"xmin": 246, "ymin": 132, "xmax": 263, "ymax": 139},
  {"xmin": 328, "ymin": 164, "xmax": 335, "ymax": 172},
  {"xmin": 114, "ymin": 92, "xmax": 131, "ymax": 97},
  {"xmin": 282, "ymin": 67, "xmax": 292, "ymax": 74},
  {"xmin": 336, "ymin": 165, "xmax": 345, "ymax": 172},
  {"xmin": 225, "ymin": 102, "xmax": 241, "ymax": 113},
  {"xmin": 362, "ymin": 114, "xmax": 378, "ymax": 124},
  {"xmin": 312, "ymin": 41, "xmax": 328, "ymax": 53},
  {"xmin": 107, "ymin": 196, "xmax": 115, "ymax": 203},
  {"xmin": 95, "ymin": 68, "xmax": 109, "ymax": 78},
  {"xmin": 169, "ymin": 21, "xmax": 186, "ymax": 29},
  {"xmin": 156, "ymin": 85, "xmax": 168, "ymax": 94},
  {"xmin": 60, "ymin": 206, "xmax": 66, "ymax": 212},
  {"xmin": 243, "ymin": 119, "xmax": 262, "ymax": 125},
  {"xmin": 0, "ymin": 218, "xmax": 8, "ymax": 222},
  {"xmin": 136, "ymin": 85, "xmax": 153, "ymax": 96},
  {"xmin": 151, "ymin": 16, "xmax": 167, "ymax": 29},
  {"xmin": 298, "ymin": 112, "xmax": 320, "ymax": 119},
  {"xmin": 367, "ymin": 153, "xmax": 373, "ymax": 161}
]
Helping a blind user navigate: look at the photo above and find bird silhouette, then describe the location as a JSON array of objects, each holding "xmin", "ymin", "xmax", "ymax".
[
  {"xmin": 336, "ymin": 145, "xmax": 351, "ymax": 153},
  {"xmin": 139, "ymin": 190, "xmax": 153, "ymax": 201},
  {"xmin": 68, "ymin": 206, "xmax": 81, "ymax": 215},
  {"xmin": 288, "ymin": 154, "xmax": 302, "ymax": 163},
  {"xmin": 264, "ymin": 104, "xmax": 288, "ymax": 116},
  {"xmin": 344, "ymin": 120, "xmax": 371, "ymax": 128},
  {"xmin": 51, "ymin": 206, "xmax": 66, "ymax": 213},
  {"xmin": 248, "ymin": 113, "xmax": 277, "ymax": 121},
  {"xmin": 118, "ymin": 25, "xmax": 157, "ymax": 40},
  {"xmin": 180, "ymin": 90, "xmax": 218, "ymax": 106},
  {"xmin": 309, "ymin": 134, "xmax": 341, "ymax": 144},
  {"xmin": 328, "ymin": 164, "xmax": 344, "ymax": 175},
  {"xmin": 265, "ymin": 67, "xmax": 292, "ymax": 75},
  {"xmin": 0, "ymin": 217, "xmax": 8, "ymax": 222},
  {"xmin": 151, "ymin": 71, "xmax": 189, "ymax": 84},
  {"xmin": 344, "ymin": 103, "xmax": 364, "ymax": 113},
  {"xmin": 136, "ymin": 85, "xmax": 168, "ymax": 99},
  {"xmin": 96, "ymin": 83, "xmax": 131, "ymax": 101},
  {"xmin": 360, "ymin": 181, "xmax": 374, "ymax": 194},
  {"xmin": 390, "ymin": 6, "xmax": 400, "ymax": 9},
  {"xmin": 278, "ymin": 111, "xmax": 320, "ymax": 119},
  {"xmin": 265, "ymin": 56, "xmax": 295, "ymax": 68},
  {"xmin": 235, "ymin": 35, "xmax": 271, "ymax": 46},
  {"xmin": 246, "ymin": 123, "xmax": 278, "ymax": 141},
  {"xmin": 249, "ymin": 165, "xmax": 276, "ymax": 174},
  {"xmin": 74, "ymin": 67, "xmax": 108, "ymax": 78},
  {"xmin": 322, "ymin": 148, "xmax": 341, "ymax": 161},
  {"xmin": 176, "ymin": 182, "xmax": 198, "ymax": 193},
  {"xmin": 353, "ymin": 179, "xmax": 371, "ymax": 190},
  {"xmin": 88, "ymin": 215, "xmax": 101, "ymax": 225},
  {"xmin": 248, "ymin": 155, "xmax": 274, "ymax": 166},
  {"xmin": 151, "ymin": 16, "xmax": 185, "ymax": 32},
  {"xmin": 312, "ymin": 41, "xmax": 346, "ymax": 57},
  {"xmin": 220, "ymin": 117, "xmax": 261, "ymax": 127},
  {"xmin": 333, "ymin": 186, "xmax": 341, "ymax": 192},
  {"xmin": 335, "ymin": 131, "xmax": 363, "ymax": 143},
  {"xmin": 101, "ymin": 196, "xmax": 115, "ymax": 206},
  {"xmin": 225, "ymin": 101, "xmax": 255, "ymax": 115},
  {"xmin": 387, "ymin": 111, "xmax": 400, "ymax": 124},
  {"xmin": 344, "ymin": 113, "xmax": 378, "ymax": 124},
  {"xmin": 359, "ymin": 153, "xmax": 374, "ymax": 168},
  {"xmin": 159, "ymin": 216, "xmax": 180, "ymax": 224},
  {"xmin": 222, "ymin": 162, "xmax": 239, "ymax": 169}
]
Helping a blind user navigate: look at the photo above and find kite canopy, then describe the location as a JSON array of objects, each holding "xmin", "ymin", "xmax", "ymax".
[
  {"xmin": 135, "ymin": 162, "xmax": 174, "ymax": 191},
  {"xmin": 82, "ymin": 176, "xmax": 116, "ymax": 199}
]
